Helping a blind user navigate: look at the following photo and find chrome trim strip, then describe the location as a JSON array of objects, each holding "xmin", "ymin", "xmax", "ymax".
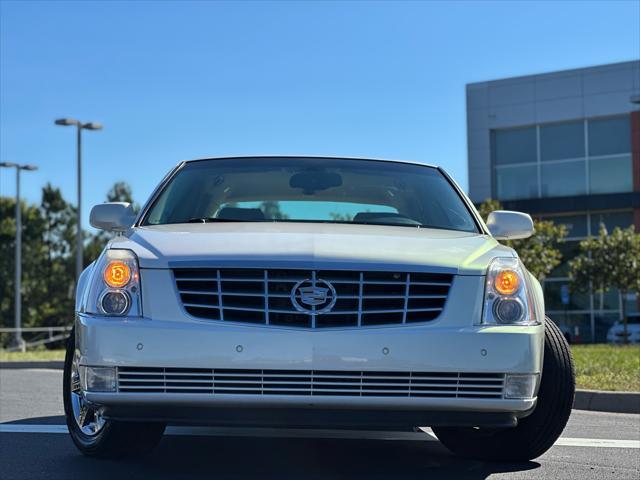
[
  {"xmin": 402, "ymin": 273, "xmax": 410, "ymax": 324},
  {"xmin": 311, "ymin": 270, "xmax": 317, "ymax": 328},
  {"xmin": 167, "ymin": 260, "xmax": 459, "ymax": 275},
  {"xmin": 263, "ymin": 270, "xmax": 269, "ymax": 325},
  {"xmin": 357, "ymin": 272, "xmax": 363, "ymax": 327},
  {"xmin": 180, "ymin": 304, "xmax": 443, "ymax": 315},
  {"xmin": 216, "ymin": 269, "xmax": 224, "ymax": 322}
]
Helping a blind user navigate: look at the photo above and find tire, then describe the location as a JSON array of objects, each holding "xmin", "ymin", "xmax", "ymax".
[
  {"xmin": 63, "ymin": 328, "xmax": 166, "ymax": 457},
  {"xmin": 432, "ymin": 317, "xmax": 575, "ymax": 462}
]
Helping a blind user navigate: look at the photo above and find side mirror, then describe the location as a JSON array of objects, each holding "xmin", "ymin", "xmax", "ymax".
[
  {"xmin": 90, "ymin": 202, "xmax": 136, "ymax": 232},
  {"xmin": 486, "ymin": 210, "xmax": 534, "ymax": 240}
]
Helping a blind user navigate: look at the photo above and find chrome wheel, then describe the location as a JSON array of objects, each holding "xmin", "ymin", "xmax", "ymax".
[{"xmin": 70, "ymin": 353, "xmax": 106, "ymax": 436}]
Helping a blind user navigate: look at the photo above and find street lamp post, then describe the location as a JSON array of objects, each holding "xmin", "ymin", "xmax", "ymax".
[
  {"xmin": 54, "ymin": 118, "xmax": 102, "ymax": 283},
  {"xmin": 0, "ymin": 162, "xmax": 38, "ymax": 351}
]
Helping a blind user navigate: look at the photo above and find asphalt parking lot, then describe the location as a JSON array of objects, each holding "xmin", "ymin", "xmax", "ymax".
[{"xmin": 1, "ymin": 369, "xmax": 638, "ymax": 480}]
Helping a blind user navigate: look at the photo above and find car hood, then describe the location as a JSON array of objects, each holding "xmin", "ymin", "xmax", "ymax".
[{"xmin": 109, "ymin": 223, "xmax": 515, "ymax": 275}]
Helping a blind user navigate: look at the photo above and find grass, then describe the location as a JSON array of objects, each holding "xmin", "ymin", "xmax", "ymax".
[
  {"xmin": 571, "ymin": 344, "xmax": 640, "ymax": 392},
  {"xmin": 1, "ymin": 344, "xmax": 639, "ymax": 392},
  {"xmin": 0, "ymin": 349, "xmax": 65, "ymax": 362}
]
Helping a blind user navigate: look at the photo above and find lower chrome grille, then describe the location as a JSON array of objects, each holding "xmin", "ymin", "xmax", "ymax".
[
  {"xmin": 117, "ymin": 368, "xmax": 505, "ymax": 399},
  {"xmin": 173, "ymin": 268, "xmax": 453, "ymax": 328}
]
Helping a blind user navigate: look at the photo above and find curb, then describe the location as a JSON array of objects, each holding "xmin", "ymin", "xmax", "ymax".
[
  {"xmin": 1, "ymin": 362, "xmax": 639, "ymax": 414},
  {"xmin": 0, "ymin": 361, "xmax": 64, "ymax": 370},
  {"xmin": 574, "ymin": 389, "xmax": 640, "ymax": 414}
]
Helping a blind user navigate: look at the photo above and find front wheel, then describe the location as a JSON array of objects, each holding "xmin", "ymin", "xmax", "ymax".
[
  {"xmin": 63, "ymin": 329, "xmax": 165, "ymax": 457},
  {"xmin": 432, "ymin": 317, "xmax": 575, "ymax": 461}
]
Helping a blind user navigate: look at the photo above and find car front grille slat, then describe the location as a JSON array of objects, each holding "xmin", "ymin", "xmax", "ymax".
[
  {"xmin": 173, "ymin": 268, "xmax": 452, "ymax": 328},
  {"xmin": 117, "ymin": 368, "xmax": 505, "ymax": 399}
]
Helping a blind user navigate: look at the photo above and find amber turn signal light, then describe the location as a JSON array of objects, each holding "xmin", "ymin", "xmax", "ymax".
[
  {"xmin": 494, "ymin": 270, "xmax": 520, "ymax": 295},
  {"xmin": 103, "ymin": 261, "xmax": 131, "ymax": 288}
]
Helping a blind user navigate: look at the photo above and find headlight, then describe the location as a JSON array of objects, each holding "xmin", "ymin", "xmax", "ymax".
[
  {"xmin": 482, "ymin": 257, "xmax": 538, "ymax": 325},
  {"xmin": 85, "ymin": 249, "xmax": 142, "ymax": 317},
  {"xmin": 493, "ymin": 297, "xmax": 525, "ymax": 324},
  {"xmin": 494, "ymin": 270, "xmax": 520, "ymax": 295},
  {"xmin": 103, "ymin": 261, "xmax": 131, "ymax": 288},
  {"xmin": 99, "ymin": 290, "xmax": 130, "ymax": 315}
]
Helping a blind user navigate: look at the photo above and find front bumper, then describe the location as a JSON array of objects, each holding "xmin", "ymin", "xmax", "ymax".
[
  {"xmin": 98, "ymin": 404, "xmax": 522, "ymax": 429},
  {"xmin": 77, "ymin": 313, "xmax": 543, "ymax": 427}
]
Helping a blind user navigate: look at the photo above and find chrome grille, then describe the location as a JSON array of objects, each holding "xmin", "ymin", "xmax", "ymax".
[
  {"xmin": 117, "ymin": 368, "xmax": 505, "ymax": 399},
  {"xmin": 173, "ymin": 268, "xmax": 452, "ymax": 328}
]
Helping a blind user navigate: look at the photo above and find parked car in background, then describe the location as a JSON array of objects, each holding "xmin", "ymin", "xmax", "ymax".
[
  {"xmin": 64, "ymin": 156, "xmax": 575, "ymax": 461},
  {"xmin": 607, "ymin": 313, "xmax": 640, "ymax": 344}
]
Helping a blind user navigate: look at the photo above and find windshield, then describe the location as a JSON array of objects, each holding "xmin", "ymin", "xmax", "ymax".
[{"xmin": 142, "ymin": 157, "xmax": 479, "ymax": 233}]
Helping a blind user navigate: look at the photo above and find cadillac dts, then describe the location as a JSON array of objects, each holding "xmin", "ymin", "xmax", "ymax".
[{"xmin": 64, "ymin": 156, "xmax": 574, "ymax": 460}]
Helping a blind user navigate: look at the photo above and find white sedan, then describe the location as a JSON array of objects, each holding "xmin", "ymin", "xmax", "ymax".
[
  {"xmin": 64, "ymin": 156, "xmax": 574, "ymax": 461},
  {"xmin": 607, "ymin": 314, "xmax": 640, "ymax": 344}
]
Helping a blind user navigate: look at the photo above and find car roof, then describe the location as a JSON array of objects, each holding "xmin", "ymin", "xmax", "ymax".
[{"xmin": 182, "ymin": 155, "xmax": 439, "ymax": 169}]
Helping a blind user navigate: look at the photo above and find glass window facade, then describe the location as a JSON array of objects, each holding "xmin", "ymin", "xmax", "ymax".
[
  {"xmin": 495, "ymin": 165, "xmax": 538, "ymax": 200},
  {"xmin": 540, "ymin": 121, "xmax": 585, "ymax": 161},
  {"xmin": 493, "ymin": 127, "xmax": 537, "ymax": 165},
  {"xmin": 589, "ymin": 155, "xmax": 633, "ymax": 194},
  {"xmin": 589, "ymin": 211, "xmax": 634, "ymax": 235},
  {"xmin": 593, "ymin": 313, "xmax": 621, "ymax": 343},
  {"xmin": 492, "ymin": 115, "xmax": 632, "ymax": 200},
  {"xmin": 588, "ymin": 116, "xmax": 631, "ymax": 156},
  {"xmin": 540, "ymin": 161, "xmax": 586, "ymax": 197},
  {"xmin": 544, "ymin": 281, "xmax": 590, "ymax": 311},
  {"xmin": 493, "ymin": 127, "xmax": 538, "ymax": 200},
  {"xmin": 549, "ymin": 313, "xmax": 592, "ymax": 343},
  {"xmin": 542, "ymin": 214, "xmax": 588, "ymax": 238}
]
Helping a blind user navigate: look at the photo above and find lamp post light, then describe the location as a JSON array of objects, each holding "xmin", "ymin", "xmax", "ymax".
[
  {"xmin": 54, "ymin": 118, "xmax": 102, "ymax": 283},
  {"xmin": 0, "ymin": 162, "xmax": 38, "ymax": 351}
]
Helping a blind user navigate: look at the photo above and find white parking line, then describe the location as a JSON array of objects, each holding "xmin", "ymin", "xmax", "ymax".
[
  {"xmin": 554, "ymin": 437, "xmax": 640, "ymax": 449},
  {"xmin": 1, "ymin": 423, "xmax": 638, "ymax": 448},
  {"xmin": 0, "ymin": 424, "xmax": 69, "ymax": 434}
]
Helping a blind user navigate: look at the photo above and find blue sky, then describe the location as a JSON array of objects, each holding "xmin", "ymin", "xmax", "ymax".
[{"xmin": 1, "ymin": 0, "xmax": 639, "ymax": 232}]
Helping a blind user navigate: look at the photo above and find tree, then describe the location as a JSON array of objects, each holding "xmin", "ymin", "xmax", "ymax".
[
  {"xmin": 477, "ymin": 199, "xmax": 567, "ymax": 280},
  {"xmin": 38, "ymin": 185, "xmax": 77, "ymax": 328},
  {"xmin": 569, "ymin": 225, "xmax": 640, "ymax": 344},
  {"xmin": 329, "ymin": 212, "xmax": 354, "ymax": 222},
  {"xmin": 106, "ymin": 181, "xmax": 139, "ymax": 211},
  {"xmin": 0, "ymin": 197, "xmax": 48, "ymax": 345},
  {"xmin": 41, "ymin": 183, "xmax": 76, "ymax": 261},
  {"xmin": 260, "ymin": 201, "xmax": 289, "ymax": 220}
]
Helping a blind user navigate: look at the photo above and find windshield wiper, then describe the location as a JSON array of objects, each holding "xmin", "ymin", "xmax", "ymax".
[{"xmin": 187, "ymin": 217, "xmax": 263, "ymax": 223}]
